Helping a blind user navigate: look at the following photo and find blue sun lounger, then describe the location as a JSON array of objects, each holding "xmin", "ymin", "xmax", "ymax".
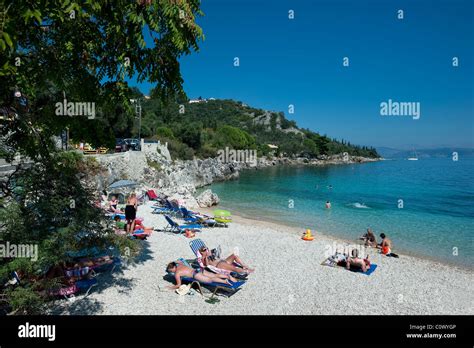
[
  {"xmin": 163, "ymin": 215, "xmax": 202, "ymax": 233},
  {"xmin": 151, "ymin": 200, "xmax": 174, "ymax": 214},
  {"xmin": 190, "ymin": 239, "xmax": 207, "ymax": 257},
  {"xmin": 169, "ymin": 258, "xmax": 245, "ymax": 299}
]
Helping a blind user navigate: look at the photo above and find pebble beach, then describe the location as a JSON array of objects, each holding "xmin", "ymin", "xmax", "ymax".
[{"xmin": 51, "ymin": 201, "xmax": 474, "ymax": 315}]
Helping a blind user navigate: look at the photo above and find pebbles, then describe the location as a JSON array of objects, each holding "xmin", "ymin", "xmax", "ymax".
[{"xmin": 52, "ymin": 202, "xmax": 474, "ymax": 315}]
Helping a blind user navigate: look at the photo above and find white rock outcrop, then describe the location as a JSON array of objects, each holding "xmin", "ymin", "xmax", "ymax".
[{"xmin": 196, "ymin": 189, "xmax": 220, "ymax": 207}]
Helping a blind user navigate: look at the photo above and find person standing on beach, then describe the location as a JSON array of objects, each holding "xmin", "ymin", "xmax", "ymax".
[{"xmin": 125, "ymin": 193, "xmax": 138, "ymax": 234}]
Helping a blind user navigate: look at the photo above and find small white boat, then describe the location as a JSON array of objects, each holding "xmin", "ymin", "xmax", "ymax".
[{"xmin": 407, "ymin": 148, "xmax": 418, "ymax": 161}]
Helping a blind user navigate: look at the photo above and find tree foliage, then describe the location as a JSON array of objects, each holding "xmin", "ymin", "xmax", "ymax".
[
  {"xmin": 141, "ymin": 98, "xmax": 379, "ymax": 160},
  {"xmin": 0, "ymin": 0, "xmax": 203, "ymax": 313}
]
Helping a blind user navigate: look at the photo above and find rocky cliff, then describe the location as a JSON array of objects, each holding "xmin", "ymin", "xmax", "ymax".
[{"xmin": 92, "ymin": 149, "xmax": 379, "ymax": 208}]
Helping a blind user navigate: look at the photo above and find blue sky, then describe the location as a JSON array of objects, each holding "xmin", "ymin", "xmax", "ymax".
[{"xmin": 135, "ymin": 0, "xmax": 473, "ymax": 149}]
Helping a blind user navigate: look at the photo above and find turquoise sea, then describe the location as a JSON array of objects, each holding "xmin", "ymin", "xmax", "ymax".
[{"xmin": 207, "ymin": 157, "xmax": 474, "ymax": 268}]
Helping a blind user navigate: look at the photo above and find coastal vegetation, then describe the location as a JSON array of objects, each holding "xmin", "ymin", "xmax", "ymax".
[
  {"xmin": 0, "ymin": 0, "xmax": 203, "ymax": 313},
  {"xmin": 137, "ymin": 98, "xmax": 380, "ymax": 160}
]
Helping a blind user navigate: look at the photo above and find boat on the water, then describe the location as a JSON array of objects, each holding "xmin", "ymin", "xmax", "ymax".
[{"xmin": 408, "ymin": 148, "xmax": 418, "ymax": 161}]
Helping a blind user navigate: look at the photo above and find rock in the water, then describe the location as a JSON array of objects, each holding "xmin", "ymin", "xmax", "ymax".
[{"xmin": 196, "ymin": 189, "xmax": 220, "ymax": 207}]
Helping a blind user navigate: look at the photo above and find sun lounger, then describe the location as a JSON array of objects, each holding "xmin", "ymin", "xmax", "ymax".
[
  {"xmin": 151, "ymin": 200, "xmax": 174, "ymax": 214},
  {"xmin": 66, "ymin": 247, "xmax": 104, "ymax": 259},
  {"xmin": 189, "ymin": 239, "xmax": 207, "ymax": 256},
  {"xmin": 180, "ymin": 208, "xmax": 221, "ymax": 227},
  {"xmin": 146, "ymin": 189, "xmax": 159, "ymax": 200},
  {"xmin": 168, "ymin": 258, "xmax": 244, "ymax": 299},
  {"xmin": 180, "ymin": 277, "xmax": 245, "ymax": 299},
  {"xmin": 189, "ymin": 240, "xmax": 247, "ymax": 278},
  {"xmin": 50, "ymin": 278, "xmax": 98, "ymax": 300},
  {"xmin": 162, "ymin": 215, "xmax": 202, "ymax": 234}
]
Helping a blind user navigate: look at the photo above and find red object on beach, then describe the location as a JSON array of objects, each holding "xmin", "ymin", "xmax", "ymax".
[{"xmin": 146, "ymin": 189, "xmax": 158, "ymax": 200}]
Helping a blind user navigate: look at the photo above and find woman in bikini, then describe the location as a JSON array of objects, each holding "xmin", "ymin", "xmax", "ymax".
[
  {"xmin": 166, "ymin": 261, "xmax": 235, "ymax": 290},
  {"xmin": 199, "ymin": 247, "xmax": 254, "ymax": 274},
  {"xmin": 109, "ymin": 195, "xmax": 120, "ymax": 213}
]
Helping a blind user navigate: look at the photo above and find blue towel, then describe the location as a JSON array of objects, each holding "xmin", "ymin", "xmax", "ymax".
[
  {"xmin": 350, "ymin": 264, "xmax": 377, "ymax": 276},
  {"xmin": 179, "ymin": 224, "xmax": 201, "ymax": 230}
]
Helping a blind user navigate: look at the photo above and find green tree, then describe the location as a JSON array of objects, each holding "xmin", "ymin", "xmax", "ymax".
[
  {"xmin": 0, "ymin": 0, "xmax": 204, "ymax": 313},
  {"xmin": 0, "ymin": 0, "xmax": 203, "ymax": 159}
]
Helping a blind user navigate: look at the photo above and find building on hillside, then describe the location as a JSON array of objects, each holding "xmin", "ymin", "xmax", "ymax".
[{"xmin": 188, "ymin": 96, "xmax": 207, "ymax": 104}]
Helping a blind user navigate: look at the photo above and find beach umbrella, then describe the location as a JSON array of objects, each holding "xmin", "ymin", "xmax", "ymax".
[{"xmin": 108, "ymin": 180, "xmax": 137, "ymax": 190}]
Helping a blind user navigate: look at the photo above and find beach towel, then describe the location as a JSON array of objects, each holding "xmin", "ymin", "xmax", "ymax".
[
  {"xmin": 349, "ymin": 263, "xmax": 378, "ymax": 276},
  {"xmin": 321, "ymin": 257, "xmax": 378, "ymax": 276}
]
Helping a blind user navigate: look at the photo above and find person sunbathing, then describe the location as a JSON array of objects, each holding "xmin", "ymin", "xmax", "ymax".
[
  {"xmin": 134, "ymin": 220, "xmax": 153, "ymax": 233},
  {"xmin": 345, "ymin": 249, "xmax": 370, "ymax": 272},
  {"xmin": 166, "ymin": 261, "xmax": 236, "ymax": 290},
  {"xmin": 109, "ymin": 196, "xmax": 120, "ymax": 213},
  {"xmin": 199, "ymin": 247, "xmax": 254, "ymax": 274}
]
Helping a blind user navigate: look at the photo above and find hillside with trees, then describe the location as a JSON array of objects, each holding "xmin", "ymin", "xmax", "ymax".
[{"xmin": 136, "ymin": 97, "xmax": 380, "ymax": 160}]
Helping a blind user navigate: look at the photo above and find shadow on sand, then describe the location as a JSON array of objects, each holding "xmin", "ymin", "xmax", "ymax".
[{"xmin": 49, "ymin": 238, "xmax": 155, "ymax": 315}]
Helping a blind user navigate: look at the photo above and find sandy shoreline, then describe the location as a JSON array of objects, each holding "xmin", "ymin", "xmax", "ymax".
[{"xmin": 51, "ymin": 201, "xmax": 474, "ymax": 315}]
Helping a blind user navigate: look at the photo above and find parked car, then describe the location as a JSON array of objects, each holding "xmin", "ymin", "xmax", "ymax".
[
  {"xmin": 124, "ymin": 138, "xmax": 141, "ymax": 151},
  {"xmin": 115, "ymin": 138, "xmax": 127, "ymax": 152}
]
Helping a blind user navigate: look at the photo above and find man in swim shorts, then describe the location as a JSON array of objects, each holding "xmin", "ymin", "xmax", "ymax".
[{"xmin": 345, "ymin": 249, "xmax": 370, "ymax": 272}]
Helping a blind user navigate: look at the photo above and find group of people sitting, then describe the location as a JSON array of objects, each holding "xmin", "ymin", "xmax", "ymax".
[
  {"xmin": 361, "ymin": 228, "xmax": 394, "ymax": 255},
  {"xmin": 166, "ymin": 247, "xmax": 254, "ymax": 290}
]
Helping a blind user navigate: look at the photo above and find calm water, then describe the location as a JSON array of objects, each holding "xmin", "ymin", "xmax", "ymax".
[{"xmin": 208, "ymin": 158, "xmax": 474, "ymax": 267}]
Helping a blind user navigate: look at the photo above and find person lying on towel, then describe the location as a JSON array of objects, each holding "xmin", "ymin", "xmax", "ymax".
[
  {"xmin": 165, "ymin": 261, "xmax": 237, "ymax": 290},
  {"xmin": 198, "ymin": 247, "xmax": 254, "ymax": 275},
  {"xmin": 345, "ymin": 249, "xmax": 371, "ymax": 273}
]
